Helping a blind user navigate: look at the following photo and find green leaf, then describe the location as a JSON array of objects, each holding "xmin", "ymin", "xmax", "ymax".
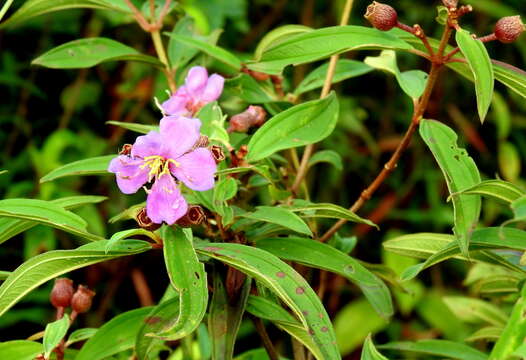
[
  {"xmin": 106, "ymin": 228, "xmax": 159, "ymax": 253},
  {"xmin": 196, "ymin": 102, "xmax": 230, "ymax": 146},
  {"xmin": 257, "ymin": 237, "xmax": 393, "ymax": 318},
  {"xmin": 213, "ymin": 177, "xmax": 238, "ymax": 204},
  {"xmin": 364, "ymin": 50, "xmax": 428, "ymax": 99},
  {"xmin": 0, "ymin": 271, "xmax": 10, "ymax": 280},
  {"xmin": 0, "ymin": 240, "xmax": 150, "ymax": 317},
  {"xmin": 195, "ymin": 243, "xmax": 341, "ymax": 360},
  {"xmin": 0, "ymin": 0, "xmax": 130, "ymax": 28},
  {"xmin": 75, "ymin": 307, "xmax": 153, "ymax": 360},
  {"xmin": 0, "ymin": 195, "xmax": 106, "ymax": 246},
  {"xmin": 106, "ymin": 121, "xmax": 158, "ymax": 134},
  {"xmin": 499, "ymin": 141, "xmax": 521, "ymax": 182},
  {"xmin": 65, "ymin": 328, "xmax": 98, "ymax": 347},
  {"xmin": 459, "ymin": 179, "xmax": 524, "ymax": 204},
  {"xmin": 455, "ymin": 29, "xmax": 494, "ymax": 122},
  {"xmin": 287, "ymin": 202, "xmax": 377, "ymax": 228},
  {"xmin": 40, "ymin": 155, "xmax": 114, "ymax": 183},
  {"xmin": 466, "ymin": 326, "xmax": 502, "ymax": 342},
  {"xmin": 443, "ymin": 296, "xmax": 507, "ymax": 327},
  {"xmin": 246, "ymin": 295, "xmax": 324, "ymax": 360},
  {"xmin": 164, "ymin": 33, "xmax": 242, "ymax": 70},
  {"xmin": 308, "ymin": 150, "xmax": 343, "ymax": 171},
  {"xmin": 242, "ymin": 207, "xmax": 312, "ymax": 236},
  {"xmin": 43, "ymin": 314, "xmax": 70, "ymax": 358},
  {"xmin": 379, "ymin": 340, "xmax": 488, "ymax": 360},
  {"xmin": 361, "ymin": 335, "xmax": 388, "ymax": 360},
  {"xmin": 209, "ymin": 272, "xmax": 251, "ymax": 360},
  {"xmin": 247, "ymin": 25, "xmax": 413, "ymax": 75},
  {"xmin": 0, "ymin": 198, "xmax": 104, "ymax": 242},
  {"xmin": 254, "ymin": 24, "xmax": 313, "ymax": 61},
  {"xmin": 419, "ymin": 119, "xmax": 481, "ymax": 257},
  {"xmin": 224, "ymin": 74, "xmax": 277, "ymax": 103},
  {"xmin": 167, "ymin": 16, "xmax": 199, "ymax": 68},
  {"xmin": 247, "ymin": 92, "xmax": 339, "ymax": 162},
  {"xmin": 0, "ymin": 341, "xmax": 43, "ymax": 360},
  {"xmin": 32, "ymin": 38, "xmax": 162, "ymax": 69},
  {"xmin": 155, "ymin": 226, "xmax": 208, "ymax": 339},
  {"xmin": 294, "ymin": 60, "xmax": 373, "ymax": 96}
]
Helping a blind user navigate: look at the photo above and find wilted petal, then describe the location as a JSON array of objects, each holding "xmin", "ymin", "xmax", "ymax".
[
  {"xmin": 108, "ymin": 155, "xmax": 148, "ymax": 194},
  {"xmin": 146, "ymin": 174, "xmax": 188, "ymax": 225},
  {"xmin": 170, "ymin": 148, "xmax": 216, "ymax": 191},
  {"xmin": 159, "ymin": 116, "xmax": 201, "ymax": 158},
  {"xmin": 201, "ymin": 74, "xmax": 224, "ymax": 102},
  {"xmin": 131, "ymin": 131, "xmax": 162, "ymax": 158},
  {"xmin": 185, "ymin": 66, "xmax": 208, "ymax": 97},
  {"xmin": 161, "ymin": 88, "xmax": 189, "ymax": 116}
]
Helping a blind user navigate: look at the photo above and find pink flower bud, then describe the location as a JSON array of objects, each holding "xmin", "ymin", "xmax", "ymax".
[
  {"xmin": 364, "ymin": 2, "xmax": 398, "ymax": 31},
  {"xmin": 495, "ymin": 16, "xmax": 525, "ymax": 43},
  {"xmin": 50, "ymin": 278, "xmax": 74, "ymax": 308}
]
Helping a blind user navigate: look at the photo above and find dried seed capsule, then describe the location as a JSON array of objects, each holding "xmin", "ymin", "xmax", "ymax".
[
  {"xmin": 364, "ymin": 2, "xmax": 398, "ymax": 31},
  {"xmin": 495, "ymin": 16, "xmax": 525, "ymax": 43},
  {"xmin": 210, "ymin": 145, "xmax": 226, "ymax": 163},
  {"xmin": 71, "ymin": 285, "xmax": 96, "ymax": 314},
  {"xmin": 135, "ymin": 207, "xmax": 162, "ymax": 231},
  {"xmin": 176, "ymin": 205, "xmax": 206, "ymax": 227},
  {"xmin": 50, "ymin": 278, "xmax": 74, "ymax": 308}
]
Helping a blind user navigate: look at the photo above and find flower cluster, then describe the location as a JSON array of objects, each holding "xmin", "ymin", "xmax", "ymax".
[{"xmin": 109, "ymin": 67, "xmax": 224, "ymax": 225}]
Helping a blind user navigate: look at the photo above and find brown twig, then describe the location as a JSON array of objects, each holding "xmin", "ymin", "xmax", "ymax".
[
  {"xmin": 252, "ymin": 317, "xmax": 280, "ymax": 360},
  {"xmin": 131, "ymin": 268, "xmax": 154, "ymax": 306}
]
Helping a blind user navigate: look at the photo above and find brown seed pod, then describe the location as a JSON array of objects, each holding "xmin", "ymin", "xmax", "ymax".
[
  {"xmin": 176, "ymin": 205, "xmax": 206, "ymax": 227},
  {"xmin": 71, "ymin": 285, "xmax": 96, "ymax": 314},
  {"xmin": 135, "ymin": 207, "xmax": 162, "ymax": 231},
  {"xmin": 364, "ymin": 1, "xmax": 398, "ymax": 31},
  {"xmin": 210, "ymin": 145, "xmax": 226, "ymax": 163},
  {"xmin": 495, "ymin": 16, "xmax": 525, "ymax": 43},
  {"xmin": 50, "ymin": 278, "xmax": 74, "ymax": 308}
]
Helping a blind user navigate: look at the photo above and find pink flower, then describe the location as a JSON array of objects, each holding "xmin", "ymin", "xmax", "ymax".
[
  {"xmin": 162, "ymin": 66, "xmax": 224, "ymax": 116},
  {"xmin": 108, "ymin": 116, "xmax": 217, "ymax": 225}
]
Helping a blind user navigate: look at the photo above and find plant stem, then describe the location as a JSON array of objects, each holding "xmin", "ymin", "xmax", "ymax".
[
  {"xmin": 291, "ymin": 0, "xmax": 354, "ymax": 194},
  {"xmin": 319, "ymin": 16, "xmax": 454, "ymax": 243},
  {"xmin": 151, "ymin": 30, "xmax": 176, "ymax": 93},
  {"xmin": 252, "ymin": 317, "xmax": 280, "ymax": 360}
]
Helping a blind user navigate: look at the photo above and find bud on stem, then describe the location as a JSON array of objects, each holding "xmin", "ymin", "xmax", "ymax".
[
  {"xmin": 71, "ymin": 285, "xmax": 96, "ymax": 315},
  {"xmin": 50, "ymin": 278, "xmax": 74, "ymax": 309},
  {"xmin": 495, "ymin": 16, "xmax": 525, "ymax": 43},
  {"xmin": 364, "ymin": 2, "xmax": 398, "ymax": 31}
]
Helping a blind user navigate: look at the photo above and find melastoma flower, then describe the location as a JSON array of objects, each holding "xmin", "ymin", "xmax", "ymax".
[
  {"xmin": 108, "ymin": 116, "xmax": 217, "ymax": 225},
  {"xmin": 162, "ymin": 66, "xmax": 224, "ymax": 116}
]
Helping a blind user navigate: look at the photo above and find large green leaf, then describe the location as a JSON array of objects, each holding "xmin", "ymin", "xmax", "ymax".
[
  {"xmin": 247, "ymin": 25, "xmax": 413, "ymax": 75},
  {"xmin": 0, "ymin": 0, "xmax": 130, "ymax": 28},
  {"xmin": 75, "ymin": 307, "xmax": 153, "ymax": 360},
  {"xmin": 0, "ymin": 341, "xmax": 43, "ymax": 360},
  {"xmin": 459, "ymin": 179, "xmax": 524, "ymax": 204},
  {"xmin": 0, "ymin": 240, "xmax": 150, "ymax": 316},
  {"xmin": 247, "ymin": 92, "xmax": 339, "ymax": 162},
  {"xmin": 455, "ymin": 29, "xmax": 494, "ymax": 122},
  {"xmin": 361, "ymin": 335, "xmax": 388, "ymax": 360},
  {"xmin": 489, "ymin": 284, "xmax": 526, "ymax": 359},
  {"xmin": 443, "ymin": 296, "xmax": 507, "ymax": 327},
  {"xmin": 40, "ymin": 155, "xmax": 114, "ymax": 182},
  {"xmin": 287, "ymin": 202, "xmax": 377, "ymax": 228},
  {"xmin": 294, "ymin": 59, "xmax": 373, "ymax": 95},
  {"xmin": 164, "ymin": 33, "xmax": 242, "ymax": 70},
  {"xmin": 0, "ymin": 198, "xmax": 103, "ymax": 242},
  {"xmin": 195, "ymin": 243, "xmax": 341, "ymax": 360},
  {"xmin": 43, "ymin": 315, "xmax": 70, "ymax": 358},
  {"xmin": 32, "ymin": 38, "xmax": 161, "ymax": 69},
  {"xmin": 257, "ymin": 237, "xmax": 393, "ymax": 318},
  {"xmin": 379, "ymin": 340, "xmax": 488, "ymax": 360},
  {"xmin": 419, "ymin": 119, "xmax": 481, "ymax": 257},
  {"xmin": 254, "ymin": 24, "xmax": 312, "ymax": 61},
  {"xmin": 0, "ymin": 195, "xmax": 106, "ymax": 245},
  {"xmin": 209, "ymin": 272, "xmax": 251, "ymax": 360},
  {"xmin": 242, "ymin": 207, "xmax": 312, "ymax": 236},
  {"xmin": 154, "ymin": 227, "xmax": 208, "ymax": 340}
]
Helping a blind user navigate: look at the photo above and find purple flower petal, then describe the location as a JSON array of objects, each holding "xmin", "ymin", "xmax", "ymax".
[
  {"xmin": 185, "ymin": 66, "xmax": 208, "ymax": 97},
  {"xmin": 131, "ymin": 131, "xmax": 162, "ymax": 158},
  {"xmin": 201, "ymin": 74, "xmax": 224, "ymax": 102},
  {"xmin": 161, "ymin": 87, "xmax": 189, "ymax": 116},
  {"xmin": 170, "ymin": 148, "xmax": 217, "ymax": 191},
  {"xmin": 146, "ymin": 174, "xmax": 188, "ymax": 225},
  {"xmin": 159, "ymin": 116, "xmax": 201, "ymax": 158},
  {"xmin": 108, "ymin": 155, "xmax": 148, "ymax": 194}
]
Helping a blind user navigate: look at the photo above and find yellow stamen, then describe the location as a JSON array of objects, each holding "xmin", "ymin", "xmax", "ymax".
[{"xmin": 140, "ymin": 155, "xmax": 180, "ymax": 181}]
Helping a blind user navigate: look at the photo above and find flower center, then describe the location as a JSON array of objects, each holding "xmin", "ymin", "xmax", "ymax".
[{"xmin": 141, "ymin": 155, "xmax": 180, "ymax": 182}]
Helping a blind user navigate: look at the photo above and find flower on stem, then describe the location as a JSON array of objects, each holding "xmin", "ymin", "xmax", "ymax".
[
  {"xmin": 162, "ymin": 66, "xmax": 224, "ymax": 116},
  {"xmin": 108, "ymin": 116, "xmax": 217, "ymax": 225}
]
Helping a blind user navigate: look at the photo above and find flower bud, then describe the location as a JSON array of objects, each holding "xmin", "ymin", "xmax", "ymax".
[
  {"xmin": 210, "ymin": 145, "xmax": 226, "ymax": 163},
  {"xmin": 71, "ymin": 285, "xmax": 96, "ymax": 314},
  {"xmin": 176, "ymin": 205, "xmax": 206, "ymax": 227},
  {"xmin": 50, "ymin": 278, "xmax": 74, "ymax": 308},
  {"xmin": 364, "ymin": 2, "xmax": 398, "ymax": 31},
  {"xmin": 227, "ymin": 106, "xmax": 267, "ymax": 133},
  {"xmin": 495, "ymin": 16, "xmax": 525, "ymax": 43},
  {"xmin": 135, "ymin": 207, "xmax": 162, "ymax": 231}
]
